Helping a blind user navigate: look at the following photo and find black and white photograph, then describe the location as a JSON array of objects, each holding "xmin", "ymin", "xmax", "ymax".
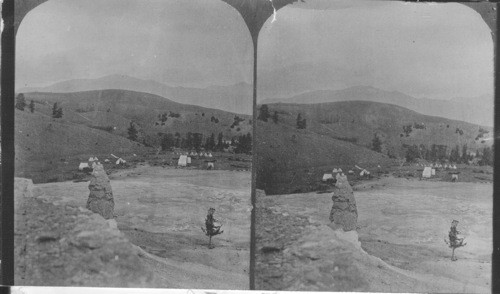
[
  {"xmin": 254, "ymin": 1, "xmax": 494, "ymax": 292},
  {"xmin": 1, "ymin": 0, "xmax": 497, "ymax": 293},
  {"xmin": 13, "ymin": 0, "xmax": 253, "ymax": 288}
]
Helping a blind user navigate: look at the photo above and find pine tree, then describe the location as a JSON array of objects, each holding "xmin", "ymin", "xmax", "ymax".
[
  {"xmin": 127, "ymin": 122, "xmax": 138, "ymax": 141},
  {"xmin": 217, "ymin": 132, "xmax": 223, "ymax": 151},
  {"xmin": 461, "ymin": 144, "xmax": 468, "ymax": 163},
  {"xmin": 29, "ymin": 100, "xmax": 35, "ymax": 113},
  {"xmin": 272, "ymin": 111, "xmax": 278, "ymax": 124},
  {"xmin": 372, "ymin": 134, "xmax": 382, "ymax": 153},
  {"xmin": 258, "ymin": 104, "xmax": 270, "ymax": 122},
  {"xmin": 15, "ymin": 93, "xmax": 27, "ymax": 111},
  {"xmin": 296, "ymin": 113, "xmax": 302, "ymax": 129},
  {"xmin": 52, "ymin": 103, "xmax": 63, "ymax": 118}
]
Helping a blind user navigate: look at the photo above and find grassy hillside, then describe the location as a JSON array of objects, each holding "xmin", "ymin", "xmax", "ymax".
[
  {"xmin": 256, "ymin": 100, "xmax": 492, "ymax": 195},
  {"xmin": 15, "ymin": 109, "xmax": 147, "ymax": 183},
  {"xmin": 262, "ymin": 101, "xmax": 492, "ymax": 156},
  {"xmin": 255, "ymin": 120, "xmax": 395, "ymax": 195},
  {"xmin": 23, "ymin": 89, "xmax": 252, "ymax": 145}
]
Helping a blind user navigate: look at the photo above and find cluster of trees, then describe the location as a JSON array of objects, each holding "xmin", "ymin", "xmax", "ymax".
[
  {"xmin": 15, "ymin": 94, "xmax": 35, "ymax": 113},
  {"xmin": 475, "ymin": 128, "xmax": 489, "ymax": 140},
  {"xmin": 402, "ymin": 124, "xmax": 413, "ymax": 137},
  {"xmin": 404, "ymin": 143, "xmax": 492, "ymax": 166},
  {"xmin": 258, "ymin": 105, "xmax": 280, "ymax": 123},
  {"xmin": 210, "ymin": 116, "xmax": 220, "ymax": 123},
  {"xmin": 230, "ymin": 115, "xmax": 246, "ymax": 128},
  {"xmin": 157, "ymin": 131, "xmax": 252, "ymax": 154},
  {"xmin": 455, "ymin": 128, "xmax": 464, "ymax": 135}
]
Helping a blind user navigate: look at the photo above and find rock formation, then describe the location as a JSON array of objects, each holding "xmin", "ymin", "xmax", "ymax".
[
  {"xmin": 86, "ymin": 164, "xmax": 114, "ymax": 219},
  {"xmin": 329, "ymin": 174, "xmax": 357, "ymax": 231}
]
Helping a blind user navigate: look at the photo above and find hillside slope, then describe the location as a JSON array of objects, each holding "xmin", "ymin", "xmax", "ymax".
[
  {"xmin": 255, "ymin": 120, "xmax": 394, "ymax": 195},
  {"xmin": 262, "ymin": 101, "xmax": 492, "ymax": 156},
  {"xmin": 23, "ymin": 89, "xmax": 252, "ymax": 145},
  {"xmin": 14, "ymin": 109, "xmax": 146, "ymax": 182}
]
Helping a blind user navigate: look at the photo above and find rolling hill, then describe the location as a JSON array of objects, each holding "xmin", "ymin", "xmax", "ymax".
[
  {"xmin": 23, "ymin": 89, "xmax": 252, "ymax": 146},
  {"xmin": 256, "ymin": 100, "xmax": 492, "ymax": 195},
  {"xmin": 261, "ymin": 86, "xmax": 493, "ymax": 127},
  {"xmin": 19, "ymin": 75, "xmax": 253, "ymax": 115}
]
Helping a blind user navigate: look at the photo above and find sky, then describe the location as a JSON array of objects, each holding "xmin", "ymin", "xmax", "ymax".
[{"xmin": 16, "ymin": 0, "xmax": 493, "ymax": 100}]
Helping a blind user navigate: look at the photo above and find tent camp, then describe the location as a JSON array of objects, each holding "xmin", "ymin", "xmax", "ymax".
[
  {"xmin": 322, "ymin": 174, "xmax": 334, "ymax": 182},
  {"xmin": 187, "ymin": 157, "xmax": 192, "ymax": 164},
  {"xmin": 360, "ymin": 170, "xmax": 370, "ymax": 177},
  {"xmin": 207, "ymin": 162, "xmax": 215, "ymax": 170},
  {"xmin": 78, "ymin": 162, "xmax": 90, "ymax": 170},
  {"xmin": 178, "ymin": 155, "xmax": 188, "ymax": 167},
  {"xmin": 116, "ymin": 158, "xmax": 126, "ymax": 165},
  {"xmin": 422, "ymin": 167, "xmax": 432, "ymax": 178}
]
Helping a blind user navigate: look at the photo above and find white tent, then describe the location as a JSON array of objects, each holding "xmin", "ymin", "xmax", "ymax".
[
  {"xmin": 104, "ymin": 159, "xmax": 110, "ymax": 163},
  {"xmin": 187, "ymin": 157, "xmax": 192, "ymax": 164},
  {"xmin": 207, "ymin": 162, "xmax": 215, "ymax": 169},
  {"xmin": 422, "ymin": 167, "xmax": 432, "ymax": 178},
  {"xmin": 116, "ymin": 158, "xmax": 126, "ymax": 165},
  {"xmin": 451, "ymin": 174, "xmax": 459, "ymax": 182},
  {"xmin": 360, "ymin": 170, "xmax": 370, "ymax": 176},
  {"xmin": 78, "ymin": 162, "xmax": 89, "ymax": 170},
  {"xmin": 194, "ymin": 152, "xmax": 199, "ymax": 156},
  {"xmin": 452, "ymin": 165, "xmax": 457, "ymax": 170},
  {"xmin": 348, "ymin": 170, "xmax": 354, "ymax": 175},
  {"xmin": 338, "ymin": 168, "xmax": 343, "ymax": 173},
  {"xmin": 431, "ymin": 168, "xmax": 436, "ymax": 176},
  {"xmin": 178, "ymin": 155, "xmax": 188, "ymax": 167},
  {"xmin": 322, "ymin": 174, "xmax": 334, "ymax": 181},
  {"xmin": 332, "ymin": 168, "xmax": 338, "ymax": 173},
  {"xmin": 133, "ymin": 154, "xmax": 137, "ymax": 157},
  {"xmin": 208, "ymin": 153, "xmax": 213, "ymax": 158},
  {"xmin": 88, "ymin": 157, "xmax": 94, "ymax": 162}
]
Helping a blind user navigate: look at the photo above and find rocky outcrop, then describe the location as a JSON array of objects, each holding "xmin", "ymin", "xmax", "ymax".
[
  {"xmin": 14, "ymin": 177, "xmax": 163, "ymax": 287},
  {"xmin": 329, "ymin": 174, "xmax": 358, "ymax": 231},
  {"xmin": 86, "ymin": 164, "xmax": 114, "ymax": 220}
]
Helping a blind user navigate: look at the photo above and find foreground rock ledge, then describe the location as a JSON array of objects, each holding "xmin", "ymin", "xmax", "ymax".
[
  {"xmin": 15, "ymin": 177, "xmax": 162, "ymax": 287},
  {"xmin": 87, "ymin": 164, "xmax": 115, "ymax": 220},
  {"xmin": 329, "ymin": 175, "xmax": 358, "ymax": 231}
]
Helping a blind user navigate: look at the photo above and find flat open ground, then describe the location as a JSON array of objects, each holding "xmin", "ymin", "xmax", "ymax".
[
  {"xmin": 257, "ymin": 176, "xmax": 491, "ymax": 292},
  {"xmin": 31, "ymin": 165, "xmax": 251, "ymax": 289}
]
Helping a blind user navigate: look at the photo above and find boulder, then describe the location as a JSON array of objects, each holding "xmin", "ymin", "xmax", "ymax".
[
  {"xmin": 86, "ymin": 164, "xmax": 114, "ymax": 219},
  {"xmin": 329, "ymin": 174, "xmax": 357, "ymax": 231}
]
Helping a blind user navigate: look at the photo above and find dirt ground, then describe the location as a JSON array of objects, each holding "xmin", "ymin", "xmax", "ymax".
[
  {"xmin": 31, "ymin": 165, "xmax": 251, "ymax": 289},
  {"xmin": 256, "ymin": 176, "xmax": 492, "ymax": 292}
]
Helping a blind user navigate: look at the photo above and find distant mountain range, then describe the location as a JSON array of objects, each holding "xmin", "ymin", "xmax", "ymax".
[
  {"xmin": 262, "ymin": 86, "xmax": 493, "ymax": 127},
  {"xmin": 19, "ymin": 75, "xmax": 253, "ymax": 115},
  {"xmin": 19, "ymin": 75, "xmax": 493, "ymax": 126}
]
